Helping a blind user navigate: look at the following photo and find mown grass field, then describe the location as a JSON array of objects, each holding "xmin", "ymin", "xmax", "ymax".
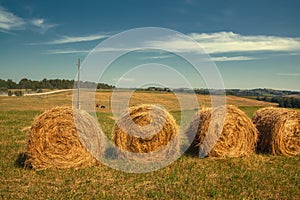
[{"xmin": 0, "ymin": 91, "xmax": 299, "ymax": 199}]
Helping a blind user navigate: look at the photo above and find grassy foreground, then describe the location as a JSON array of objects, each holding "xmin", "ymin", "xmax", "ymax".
[{"xmin": 0, "ymin": 93, "xmax": 299, "ymax": 199}]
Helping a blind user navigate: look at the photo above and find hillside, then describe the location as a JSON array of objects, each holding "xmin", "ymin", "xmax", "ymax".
[
  {"xmin": 0, "ymin": 90, "xmax": 276, "ymax": 112},
  {"xmin": 0, "ymin": 90, "xmax": 298, "ymax": 200}
]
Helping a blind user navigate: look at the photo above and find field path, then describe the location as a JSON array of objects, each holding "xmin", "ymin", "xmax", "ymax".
[{"xmin": 24, "ymin": 89, "xmax": 74, "ymax": 96}]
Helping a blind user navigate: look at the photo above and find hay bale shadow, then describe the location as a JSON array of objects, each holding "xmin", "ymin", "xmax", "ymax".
[
  {"xmin": 184, "ymin": 146, "xmax": 199, "ymax": 157},
  {"xmin": 15, "ymin": 152, "xmax": 32, "ymax": 169},
  {"xmin": 104, "ymin": 147, "xmax": 118, "ymax": 160}
]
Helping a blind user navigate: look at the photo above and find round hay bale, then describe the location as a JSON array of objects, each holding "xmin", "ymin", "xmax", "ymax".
[
  {"xmin": 112, "ymin": 104, "xmax": 179, "ymax": 161},
  {"xmin": 252, "ymin": 107, "xmax": 300, "ymax": 156},
  {"xmin": 187, "ymin": 105, "xmax": 258, "ymax": 158},
  {"xmin": 26, "ymin": 106, "xmax": 104, "ymax": 169}
]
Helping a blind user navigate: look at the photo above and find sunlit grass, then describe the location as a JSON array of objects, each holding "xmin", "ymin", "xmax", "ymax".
[
  {"xmin": 0, "ymin": 92, "xmax": 298, "ymax": 199},
  {"xmin": 1, "ymin": 108, "xmax": 299, "ymax": 199}
]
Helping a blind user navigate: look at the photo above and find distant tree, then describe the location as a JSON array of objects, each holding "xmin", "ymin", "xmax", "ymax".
[
  {"xmin": 271, "ymin": 96, "xmax": 279, "ymax": 103},
  {"xmin": 41, "ymin": 78, "xmax": 52, "ymax": 89},
  {"xmin": 0, "ymin": 88, "xmax": 7, "ymax": 94},
  {"xmin": 19, "ymin": 78, "xmax": 32, "ymax": 89},
  {"xmin": 285, "ymin": 98, "xmax": 292, "ymax": 108},
  {"xmin": 290, "ymin": 98, "xmax": 300, "ymax": 108},
  {"xmin": 6, "ymin": 79, "xmax": 18, "ymax": 89},
  {"xmin": 14, "ymin": 90, "xmax": 23, "ymax": 97},
  {"xmin": 164, "ymin": 88, "xmax": 171, "ymax": 92},
  {"xmin": 96, "ymin": 83, "xmax": 115, "ymax": 89},
  {"xmin": 8, "ymin": 90, "xmax": 13, "ymax": 96},
  {"xmin": 278, "ymin": 98, "xmax": 284, "ymax": 107},
  {"xmin": 0, "ymin": 79, "xmax": 7, "ymax": 88}
]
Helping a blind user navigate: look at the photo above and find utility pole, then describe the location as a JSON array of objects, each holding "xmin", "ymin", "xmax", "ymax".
[
  {"xmin": 108, "ymin": 95, "xmax": 111, "ymax": 110},
  {"xmin": 77, "ymin": 58, "xmax": 80, "ymax": 109}
]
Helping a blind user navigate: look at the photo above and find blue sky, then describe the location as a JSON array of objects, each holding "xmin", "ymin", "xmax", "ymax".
[{"xmin": 0, "ymin": 0, "xmax": 300, "ymax": 90}]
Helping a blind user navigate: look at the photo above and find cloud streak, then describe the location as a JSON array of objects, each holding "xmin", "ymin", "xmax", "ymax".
[
  {"xmin": 45, "ymin": 49, "xmax": 90, "ymax": 54},
  {"xmin": 276, "ymin": 73, "xmax": 300, "ymax": 77},
  {"xmin": 137, "ymin": 54, "xmax": 175, "ymax": 60},
  {"xmin": 30, "ymin": 18, "xmax": 57, "ymax": 33},
  {"xmin": 42, "ymin": 32, "xmax": 300, "ymax": 59},
  {"xmin": 145, "ymin": 32, "xmax": 300, "ymax": 54},
  {"xmin": 0, "ymin": 6, "xmax": 25, "ymax": 31},
  {"xmin": 113, "ymin": 77, "xmax": 135, "ymax": 82},
  {"xmin": 211, "ymin": 56, "xmax": 256, "ymax": 62},
  {"xmin": 0, "ymin": 6, "xmax": 56, "ymax": 33},
  {"xmin": 43, "ymin": 34, "xmax": 108, "ymax": 45},
  {"xmin": 190, "ymin": 32, "xmax": 300, "ymax": 53}
]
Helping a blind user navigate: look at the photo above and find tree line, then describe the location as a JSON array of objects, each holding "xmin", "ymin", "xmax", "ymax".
[
  {"xmin": 0, "ymin": 78, "xmax": 115, "ymax": 91},
  {"xmin": 256, "ymin": 96, "xmax": 300, "ymax": 108},
  {"xmin": 1, "ymin": 79, "xmax": 299, "ymax": 108}
]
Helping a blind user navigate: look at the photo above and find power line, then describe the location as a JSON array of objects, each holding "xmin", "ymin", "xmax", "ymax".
[{"xmin": 77, "ymin": 58, "xmax": 80, "ymax": 109}]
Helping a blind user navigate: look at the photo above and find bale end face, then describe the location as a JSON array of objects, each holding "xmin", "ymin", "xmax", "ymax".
[
  {"xmin": 253, "ymin": 107, "xmax": 300, "ymax": 156},
  {"xmin": 26, "ymin": 106, "xmax": 104, "ymax": 170},
  {"xmin": 112, "ymin": 104, "xmax": 179, "ymax": 162},
  {"xmin": 187, "ymin": 105, "xmax": 258, "ymax": 158}
]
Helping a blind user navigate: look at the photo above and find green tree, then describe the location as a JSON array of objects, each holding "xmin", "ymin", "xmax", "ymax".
[
  {"xmin": 14, "ymin": 90, "xmax": 23, "ymax": 97},
  {"xmin": 6, "ymin": 79, "xmax": 18, "ymax": 89},
  {"xmin": 8, "ymin": 90, "xmax": 13, "ymax": 96},
  {"xmin": 19, "ymin": 78, "xmax": 32, "ymax": 89},
  {"xmin": 0, "ymin": 79, "xmax": 7, "ymax": 88}
]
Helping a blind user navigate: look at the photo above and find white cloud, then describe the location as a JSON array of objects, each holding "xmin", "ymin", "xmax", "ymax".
[
  {"xmin": 189, "ymin": 32, "xmax": 300, "ymax": 53},
  {"xmin": 46, "ymin": 49, "xmax": 90, "ymax": 54},
  {"xmin": 0, "ymin": 6, "xmax": 56, "ymax": 33},
  {"xmin": 145, "ymin": 32, "xmax": 300, "ymax": 54},
  {"xmin": 137, "ymin": 54, "xmax": 175, "ymax": 60},
  {"xmin": 31, "ymin": 18, "xmax": 44, "ymax": 27},
  {"xmin": 0, "ymin": 6, "xmax": 25, "ymax": 31},
  {"xmin": 30, "ymin": 18, "xmax": 57, "ymax": 33},
  {"xmin": 100, "ymin": 49, "xmax": 254, "ymax": 62},
  {"xmin": 211, "ymin": 56, "xmax": 256, "ymax": 62},
  {"xmin": 42, "ymin": 34, "xmax": 108, "ymax": 45},
  {"xmin": 287, "ymin": 52, "xmax": 300, "ymax": 56},
  {"xmin": 113, "ymin": 77, "xmax": 135, "ymax": 82},
  {"xmin": 276, "ymin": 73, "xmax": 300, "ymax": 77},
  {"xmin": 42, "ymin": 32, "xmax": 300, "ymax": 57}
]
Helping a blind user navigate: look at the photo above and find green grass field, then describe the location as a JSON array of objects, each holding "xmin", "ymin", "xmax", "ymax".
[{"xmin": 0, "ymin": 93, "xmax": 299, "ymax": 199}]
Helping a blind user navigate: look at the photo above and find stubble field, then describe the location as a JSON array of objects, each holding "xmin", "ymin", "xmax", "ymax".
[{"xmin": 0, "ymin": 91, "xmax": 299, "ymax": 199}]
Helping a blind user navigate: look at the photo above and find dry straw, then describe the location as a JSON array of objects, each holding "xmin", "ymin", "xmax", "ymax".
[
  {"xmin": 26, "ymin": 106, "xmax": 104, "ymax": 170},
  {"xmin": 187, "ymin": 105, "xmax": 258, "ymax": 158},
  {"xmin": 252, "ymin": 107, "xmax": 300, "ymax": 156},
  {"xmin": 112, "ymin": 104, "xmax": 179, "ymax": 162}
]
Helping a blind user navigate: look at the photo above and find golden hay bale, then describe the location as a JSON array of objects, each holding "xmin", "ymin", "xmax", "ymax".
[
  {"xmin": 252, "ymin": 107, "xmax": 300, "ymax": 156},
  {"xmin": 112, "ymin": 104, "xmax": 179, "ymax": 161},
  {"xmin": 187, "ymin": 105, "xmax": 258, "ymax": 158},
  {"xmin": 26, "ymin": 106, "xmax": 104, "ymax": 170}
]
